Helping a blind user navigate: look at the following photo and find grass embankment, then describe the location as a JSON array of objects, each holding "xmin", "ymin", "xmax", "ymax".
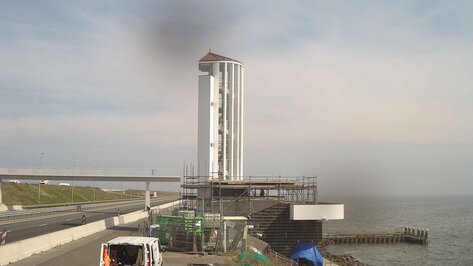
[{"xmin": 1, "ymin": 183, "xmax": 142, "ymax": 205}]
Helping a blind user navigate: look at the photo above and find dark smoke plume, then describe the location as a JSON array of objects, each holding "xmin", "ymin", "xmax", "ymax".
[{"xmin": 143, "ymin": 1, "xmax": 240, "ymax": 63}]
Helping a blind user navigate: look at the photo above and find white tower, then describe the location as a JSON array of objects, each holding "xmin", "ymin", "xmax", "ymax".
[{"xmin": 197, "ymin": 51, "xmax": 244, "ymax": 182}]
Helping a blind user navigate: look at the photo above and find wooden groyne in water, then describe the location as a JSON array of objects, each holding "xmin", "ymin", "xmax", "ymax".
[{"xmin": 322, "ymin": 227, "xmax": 428, "ymax": 245}]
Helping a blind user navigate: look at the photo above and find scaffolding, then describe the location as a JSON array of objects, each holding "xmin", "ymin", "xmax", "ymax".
[
  {"xmin": 181, "ymin": 168, "xmax": 319, "ymax": 217},
  {"xmin": 181, "ymin": 163, "xmax": 198, "ymax": 211},
  {"xmin": 175, "ymin": 164, "xmax": 318, "ymax": 260},
  {"xmin": 179, "ymin": 164, "xmax": 320, "ymax": 257}
]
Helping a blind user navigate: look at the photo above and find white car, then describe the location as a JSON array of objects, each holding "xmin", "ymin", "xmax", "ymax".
[
  {"xmin": 8, "ymin": 180, "xmax": 20, "ymax": 184},
  {"xmin": 100, "ymin": 237, "xmax": 165, "ymax": 266},
  {"xmin": 40, "ymin": 180, "xmax": 50, "ymax": 185},
  {"xmin": 59, "ymin": 182, "xmax": 70, "ymax": 186}
]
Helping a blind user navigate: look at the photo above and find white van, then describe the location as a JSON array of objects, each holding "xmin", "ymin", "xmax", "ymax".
[{"xmin": 100, "ymin": 236, "xmax": 164, "ymax": 266}]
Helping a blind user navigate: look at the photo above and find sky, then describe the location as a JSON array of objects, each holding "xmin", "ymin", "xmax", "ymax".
[{"xmin": 1, "ymin": 1, "xmax": 472, "ymax": 195}]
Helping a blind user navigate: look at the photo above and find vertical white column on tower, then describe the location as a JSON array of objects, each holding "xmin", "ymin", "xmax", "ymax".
[
  {"xmin": 228, "ymin": 63, "xmax": 234, "ymax": 180},
  {"xmin": 233, "ymin": 65, "xmax": 240, "ymax": 180},
  {"xmin": 222, "ymin": 62, "xmax": 228, "ymax": 179},
  {"xmin": 239, "ymin": 66, "xmax": 244, "ymax": 180}
]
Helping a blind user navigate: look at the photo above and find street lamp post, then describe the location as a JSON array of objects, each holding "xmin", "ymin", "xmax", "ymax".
[
  {"xmin": 38, "ymin": 152, "xmax": 44, "ymax": 204},
  {"xmin": 40, "ymin": 153, "xmax": 44, "ymax": 170},
  {"xmin": 93, "ymin": 179, "xmax": 96, "ymax": 202},
  {"xmin": 71, "ymin": 182, "xmax": 74, "ymax": 203},
  {"xmin": 72, "ymin": 161, "xmax": 76, "ymax": 203},
  {"xmin": 37, "ymin": 183, "xmax": 40, "ymax": 204}
]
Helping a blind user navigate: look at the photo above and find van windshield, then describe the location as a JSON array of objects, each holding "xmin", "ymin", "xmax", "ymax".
[{"xmin": 109, "ymin": 244, "xmax": 144, "ymax": 266}]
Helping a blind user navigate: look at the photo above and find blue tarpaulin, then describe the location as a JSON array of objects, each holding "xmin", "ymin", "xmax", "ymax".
[{"xmin": 290, "ymin": 241, "xmax": 324, "ymax": 266}]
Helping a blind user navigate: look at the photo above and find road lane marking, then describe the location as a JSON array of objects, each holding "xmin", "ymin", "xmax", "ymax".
[{"xmin": 38, "ymin": 224, "xmax": 48, "ymax": 227}]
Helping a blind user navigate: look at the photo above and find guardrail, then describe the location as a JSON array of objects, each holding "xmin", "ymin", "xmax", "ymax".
[
  {"xmin": 22, "ymin": 197, "xmax": 144, "ymax": 209},
  {"xmin": 0, "ymin": 197, "xmax": 177, "ymax": 223}
]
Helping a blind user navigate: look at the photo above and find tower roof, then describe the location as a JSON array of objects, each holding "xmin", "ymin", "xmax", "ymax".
[{"xmin": 199, "ymin": 51, "xmax": 242, "ymax": 64}]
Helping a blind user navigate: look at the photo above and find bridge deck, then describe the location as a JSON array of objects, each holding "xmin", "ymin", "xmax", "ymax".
[{"xmin": 0, "ymin": 168, "xmax": 180, "ymax": 182}]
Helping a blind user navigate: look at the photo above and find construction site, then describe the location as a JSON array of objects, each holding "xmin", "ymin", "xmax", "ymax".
[
  {"xmin": 152, "ymin": 173, "xmax": 342, "ymax": 263},
  {"xmin": 149, "ymin": 51, "xmax": 344, "ymax": 265}
]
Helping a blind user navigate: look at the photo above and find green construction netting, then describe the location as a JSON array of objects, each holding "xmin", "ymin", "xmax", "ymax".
[
  {"xmin": 240, "ymin": 251, "xmax": 273, "ymax": 266},
  {"xmin": 154, "ymin": 215, "xmax": 204, "ymax": 245}
]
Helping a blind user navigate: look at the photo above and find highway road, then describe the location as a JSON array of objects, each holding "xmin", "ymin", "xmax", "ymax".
[{"xmin": 0, "ymin": 197, "xmax": 177, "ymax": 244}]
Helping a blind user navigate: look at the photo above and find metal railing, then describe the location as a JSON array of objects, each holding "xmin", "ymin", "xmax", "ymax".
[
  {"xmin": 267, "ymin": 250, "xmax": 298, "ymax": 266},
  {"xmin": 247, "ymin": 235, "xmax": 297, "ymax": 266},
  {"xmin": 323, "ymin": 227, "xmax": 409, "ymax": 238}
]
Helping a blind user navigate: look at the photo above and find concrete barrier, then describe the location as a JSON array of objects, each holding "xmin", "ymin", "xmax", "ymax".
[
  {"xmin": 0, "ymin": 205, "xmax": 22, "ymax": 212},
  {"xmin": 0, "ymin": 200, "xmax": 181, "ymax": 265}
]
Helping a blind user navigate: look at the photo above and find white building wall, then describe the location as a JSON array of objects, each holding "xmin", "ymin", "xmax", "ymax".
[
  {"xmin": 290, "ymin": 204, "xmax": 344, "ymax": 220},
  {"xmin": 198, "ymin": 57, "xmax": 244, "ymax": 182},
  {"xmin": 197, "ymin": 75, "xmax": 214, "ymax": 182}
]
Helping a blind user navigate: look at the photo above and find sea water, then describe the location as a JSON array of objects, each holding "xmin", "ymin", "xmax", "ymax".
[{"xmin": 321, "ymin": 194, "xmax": 473, "ymax": 265}]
